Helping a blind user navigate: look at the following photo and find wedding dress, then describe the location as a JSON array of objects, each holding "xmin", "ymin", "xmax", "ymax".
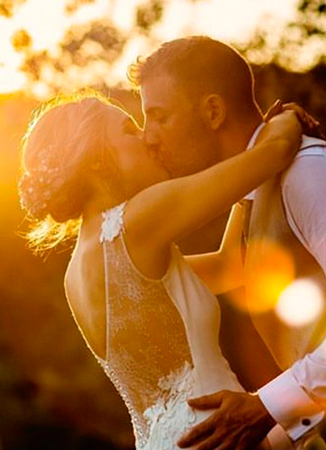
[{"xmin": 76, "ymin": 203, "xmax": 286, "ymax": 449}]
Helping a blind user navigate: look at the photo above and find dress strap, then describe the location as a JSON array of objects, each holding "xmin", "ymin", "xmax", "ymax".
[
  {"xmin": 99, "ymin": 201, "xmax": 127, "ymax": 243},
  {"xmin": 100, "ymin": 201, "xmax": 127, "ymax": 363}
]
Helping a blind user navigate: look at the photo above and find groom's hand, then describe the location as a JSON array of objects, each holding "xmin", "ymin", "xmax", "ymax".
[{"xmin": 177, "ymin": 390, "xmax": 276, "ymax": 450}]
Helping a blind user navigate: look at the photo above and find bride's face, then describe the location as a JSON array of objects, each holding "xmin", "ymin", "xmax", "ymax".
[{"xmin": 105, "ymin": 105, "xmax": 169, "ymax": 196}]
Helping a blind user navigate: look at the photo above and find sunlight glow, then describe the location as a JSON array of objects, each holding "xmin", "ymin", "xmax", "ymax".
[
  {"xmin": 0, "ymin": 0, "xmax": 299, "ymax": 94},
  {"xmin": 10, "ymin": 0, "xmax": 66, "ymax": 50},
  {"xmin": 154, "ymin": 0, "xmax": 297, "ymax": 43},
  {"xmin": 244, "ymin": 240, "xmax": 295, "ymax": 313},
  {"xmin": 110, "ymin": 0, "xmax": 141, "ymax": 31},
  {"xmin": 0, "ymin": 0, "xmax": 109, "ymax": 93},
  {"xmin": 276, "ymin": 279, "xmax": 324, "ymax": 327}
]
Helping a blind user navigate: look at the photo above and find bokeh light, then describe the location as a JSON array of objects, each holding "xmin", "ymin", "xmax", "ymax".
[
  {"xmin": 242, "ymin": 239, "xmax": 295, "ymax": 313},
  {"xmin": 276, "ymin": 279, "xmax": 324, "ymax": 327}
]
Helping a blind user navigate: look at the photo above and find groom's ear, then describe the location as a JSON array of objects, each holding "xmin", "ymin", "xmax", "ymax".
[{"xmin": 200, "ymin": 94, "xmax": 226, "ymax": 130}]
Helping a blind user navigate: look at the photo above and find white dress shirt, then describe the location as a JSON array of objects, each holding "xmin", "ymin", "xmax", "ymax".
[{"xmin": 247, "ymin": 128, "xmax": 326, "ymax": 442}]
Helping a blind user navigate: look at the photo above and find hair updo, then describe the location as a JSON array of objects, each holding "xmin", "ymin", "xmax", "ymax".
[{"xmin": 19, "ymin": 91, "xmax": 117, "ymax": 249}]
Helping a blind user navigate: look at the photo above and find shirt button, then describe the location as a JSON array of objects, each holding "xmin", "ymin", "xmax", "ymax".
[{"xmin": 302, "ymin": 418, "xmax": 311, "ymax": 426}]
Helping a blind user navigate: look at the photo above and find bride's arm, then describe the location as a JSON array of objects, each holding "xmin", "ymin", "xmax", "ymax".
[
  {"xmin": 125, "ymin": 111, "xmax": 301, "ymax": 277},
  {"xmin": 185, "ymin": 203, "xmax": 245, "ymax": 294},
  {"xmin": 185, "ymin": 103, "xmax": 323, "ymax": 293}
]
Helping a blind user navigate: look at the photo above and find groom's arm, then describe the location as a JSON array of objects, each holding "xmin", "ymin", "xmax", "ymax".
[
  {"xmin": 257, "ymin": 147, "xmax": 326, "ymax": 441},
  {"xmin": 178, "ymin": 147, "xmax": 326, "ymax": 450},
  {"xmin": 185, "ymin": 204, "xmax": 245, "ymax": 295}
]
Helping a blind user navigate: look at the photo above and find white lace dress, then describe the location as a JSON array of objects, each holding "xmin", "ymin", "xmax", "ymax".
[{"xmin": 78, "ymin": 203, "xmax": 287, "ymax": 449}]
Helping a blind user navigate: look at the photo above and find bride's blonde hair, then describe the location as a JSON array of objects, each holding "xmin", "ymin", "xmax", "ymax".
[{"xmin": 19, "ymin": 90, "xmax": 120, "ymax": 251}]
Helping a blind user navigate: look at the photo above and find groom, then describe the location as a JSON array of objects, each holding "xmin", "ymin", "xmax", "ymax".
[{"xmin": 132, "ymin": 36, "xmax": 326, "ymax": 449}]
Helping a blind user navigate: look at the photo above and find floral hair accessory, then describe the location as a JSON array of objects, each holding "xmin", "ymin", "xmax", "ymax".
[{"xmin": 19, "ymin": 144, "xmax": 61, "ymax": 218}]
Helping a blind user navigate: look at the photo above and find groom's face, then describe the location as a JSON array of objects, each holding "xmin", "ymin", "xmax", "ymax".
[{"xmin": 141, "ymin": 73, "xmax": 219, "ymax": 178}]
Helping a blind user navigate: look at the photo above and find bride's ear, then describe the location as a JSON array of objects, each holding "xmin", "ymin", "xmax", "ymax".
[{"xmin": 200, "ymin": 94, "xmax": 226, "ymax": 130}]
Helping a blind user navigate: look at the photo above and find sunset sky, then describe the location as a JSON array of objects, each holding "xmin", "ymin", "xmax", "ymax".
[{"xmin": 0, "ymin": 0, "xmax": 298, "ymax": 94}]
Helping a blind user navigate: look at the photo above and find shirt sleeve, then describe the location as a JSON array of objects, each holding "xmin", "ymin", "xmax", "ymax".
[{"xmin": 258, "ymin": 147, "xmax": 326, "ymax": 441}]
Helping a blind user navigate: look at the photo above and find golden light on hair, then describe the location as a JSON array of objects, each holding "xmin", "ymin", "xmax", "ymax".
[
  {"xmin": 19, "ymin": 89, "xmax": 114, "ymax": 252},
  {"xmin": 276, "ymin": 279, "xmax": 324, "ymax": 327},
  {"xmin": 244, "ymin": 240, "xmax": 295, "ymax": 313}
]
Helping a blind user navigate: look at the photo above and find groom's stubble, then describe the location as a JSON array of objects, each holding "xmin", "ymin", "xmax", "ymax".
[
  {"xmin": 141, "ymin": 72, "xmax": 243, "ymax": 179},
  {"xmin": 138, "ymin": 37, "xmax": 264, "ymax": 180}
]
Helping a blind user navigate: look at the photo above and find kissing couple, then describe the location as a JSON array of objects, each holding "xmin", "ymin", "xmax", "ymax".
[{"xmin": 19, "ymin": 36, "xmax": 326, "ymax": 449}]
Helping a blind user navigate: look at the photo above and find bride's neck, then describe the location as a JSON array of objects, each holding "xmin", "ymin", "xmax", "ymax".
[
  {"xmin": 79, "ymin": 190, "xmax": 126, "ymax": 244},
  {"xmin": 82, "ymin": 179, "xmax": 127, "ymax": 222}
]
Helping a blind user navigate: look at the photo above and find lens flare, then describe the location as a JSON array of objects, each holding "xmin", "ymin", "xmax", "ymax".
[
  {"xmin": 276, "ymin": 279, "xmax": 324, "ymax": 327},
  {"xmin": 243, "ymin": 240, "xmax": 295, "ymax": 313}
]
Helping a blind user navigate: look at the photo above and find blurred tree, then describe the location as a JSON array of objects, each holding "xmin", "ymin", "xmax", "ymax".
[
  {"xmin": 11, "ymin": 29, "xmax": 32, "ymax": 52},
  {"xmin": 277, "ymin": 0, "xmax": 326, "ymax": 68},
  {"xmin": 65, "ymin": 0, "xmax": 97, "ymax": 15},
  {"xmin": 135, "ymin": 0, "xmax": 164, "ymax": 34},
  {"xmin": 20, "ymin": 19, "xmax": 128, "ymax": 93},
  {"xmin": 7, "ymin": 0, "xmax": 326, "ymax": 95},
  {"xmin": 238, "ymin": 0, "xmax": 326, "ymax": 71},
  {"xmin": 0, "ymin": 0, "xmax": 26, "ymax": 18},
  {"xmin": 296, "ymin": 0, "xmax": 326, "ymax": 34},
  {"xmin": 11, "ymin": 0, "xmax": 166, "ymax": 94}
]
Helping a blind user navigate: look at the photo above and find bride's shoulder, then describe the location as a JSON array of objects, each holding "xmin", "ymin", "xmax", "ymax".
[{"xmin": 65, "ymin": 217, "xmax": 105, "ymax": 290}]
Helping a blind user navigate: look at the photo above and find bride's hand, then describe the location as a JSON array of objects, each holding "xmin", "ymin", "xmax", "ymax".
[
  {"xmin": 264, "ymin": 100, "xmax": 325, "ymax": 139},
  {"xmin": 256, "ymin": 109, "xmax": 302, "ymax": 169}
]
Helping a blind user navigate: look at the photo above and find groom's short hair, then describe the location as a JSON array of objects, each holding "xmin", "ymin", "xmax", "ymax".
[{"xmin": 130, "ymin": 36, "xmax": 259, "ymax": 117}]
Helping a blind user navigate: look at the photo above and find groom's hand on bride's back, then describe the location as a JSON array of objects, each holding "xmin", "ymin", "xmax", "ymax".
[{"xmin": 177, "ymin": 390, "xmax": 276, "ymax": 450}]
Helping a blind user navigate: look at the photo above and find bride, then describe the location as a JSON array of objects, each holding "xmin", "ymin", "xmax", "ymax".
[{"xmin": 19, "ymin": 92, "xmax": 302, "ymax": 449}]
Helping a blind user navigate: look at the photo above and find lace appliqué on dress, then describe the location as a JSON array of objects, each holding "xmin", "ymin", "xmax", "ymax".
[
  {"xmin": 100, "ymin": 202, "xmax": 127, "ymax": 243},
  {"xmin": 140, "ymin": 361, "xmax": 197, "ymax": 450}
]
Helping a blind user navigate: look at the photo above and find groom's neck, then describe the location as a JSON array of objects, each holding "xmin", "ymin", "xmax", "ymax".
[{"xmin": 218, "ymin": 112, "xmax": 262, "ymax": 161}]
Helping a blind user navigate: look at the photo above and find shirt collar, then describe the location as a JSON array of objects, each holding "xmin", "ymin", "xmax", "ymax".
[
  {"xmin": 243, "ymin": 123, "xmax": 264, "ymax": 201},
  {"xmin": 246, "ymin": 122, "xmax": 265, "ymax": 150}
]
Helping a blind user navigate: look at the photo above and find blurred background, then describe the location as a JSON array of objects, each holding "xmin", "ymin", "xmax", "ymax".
[{"xmin": 0, "ymin": 0, "xmax": 326, "ymax": 448}]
